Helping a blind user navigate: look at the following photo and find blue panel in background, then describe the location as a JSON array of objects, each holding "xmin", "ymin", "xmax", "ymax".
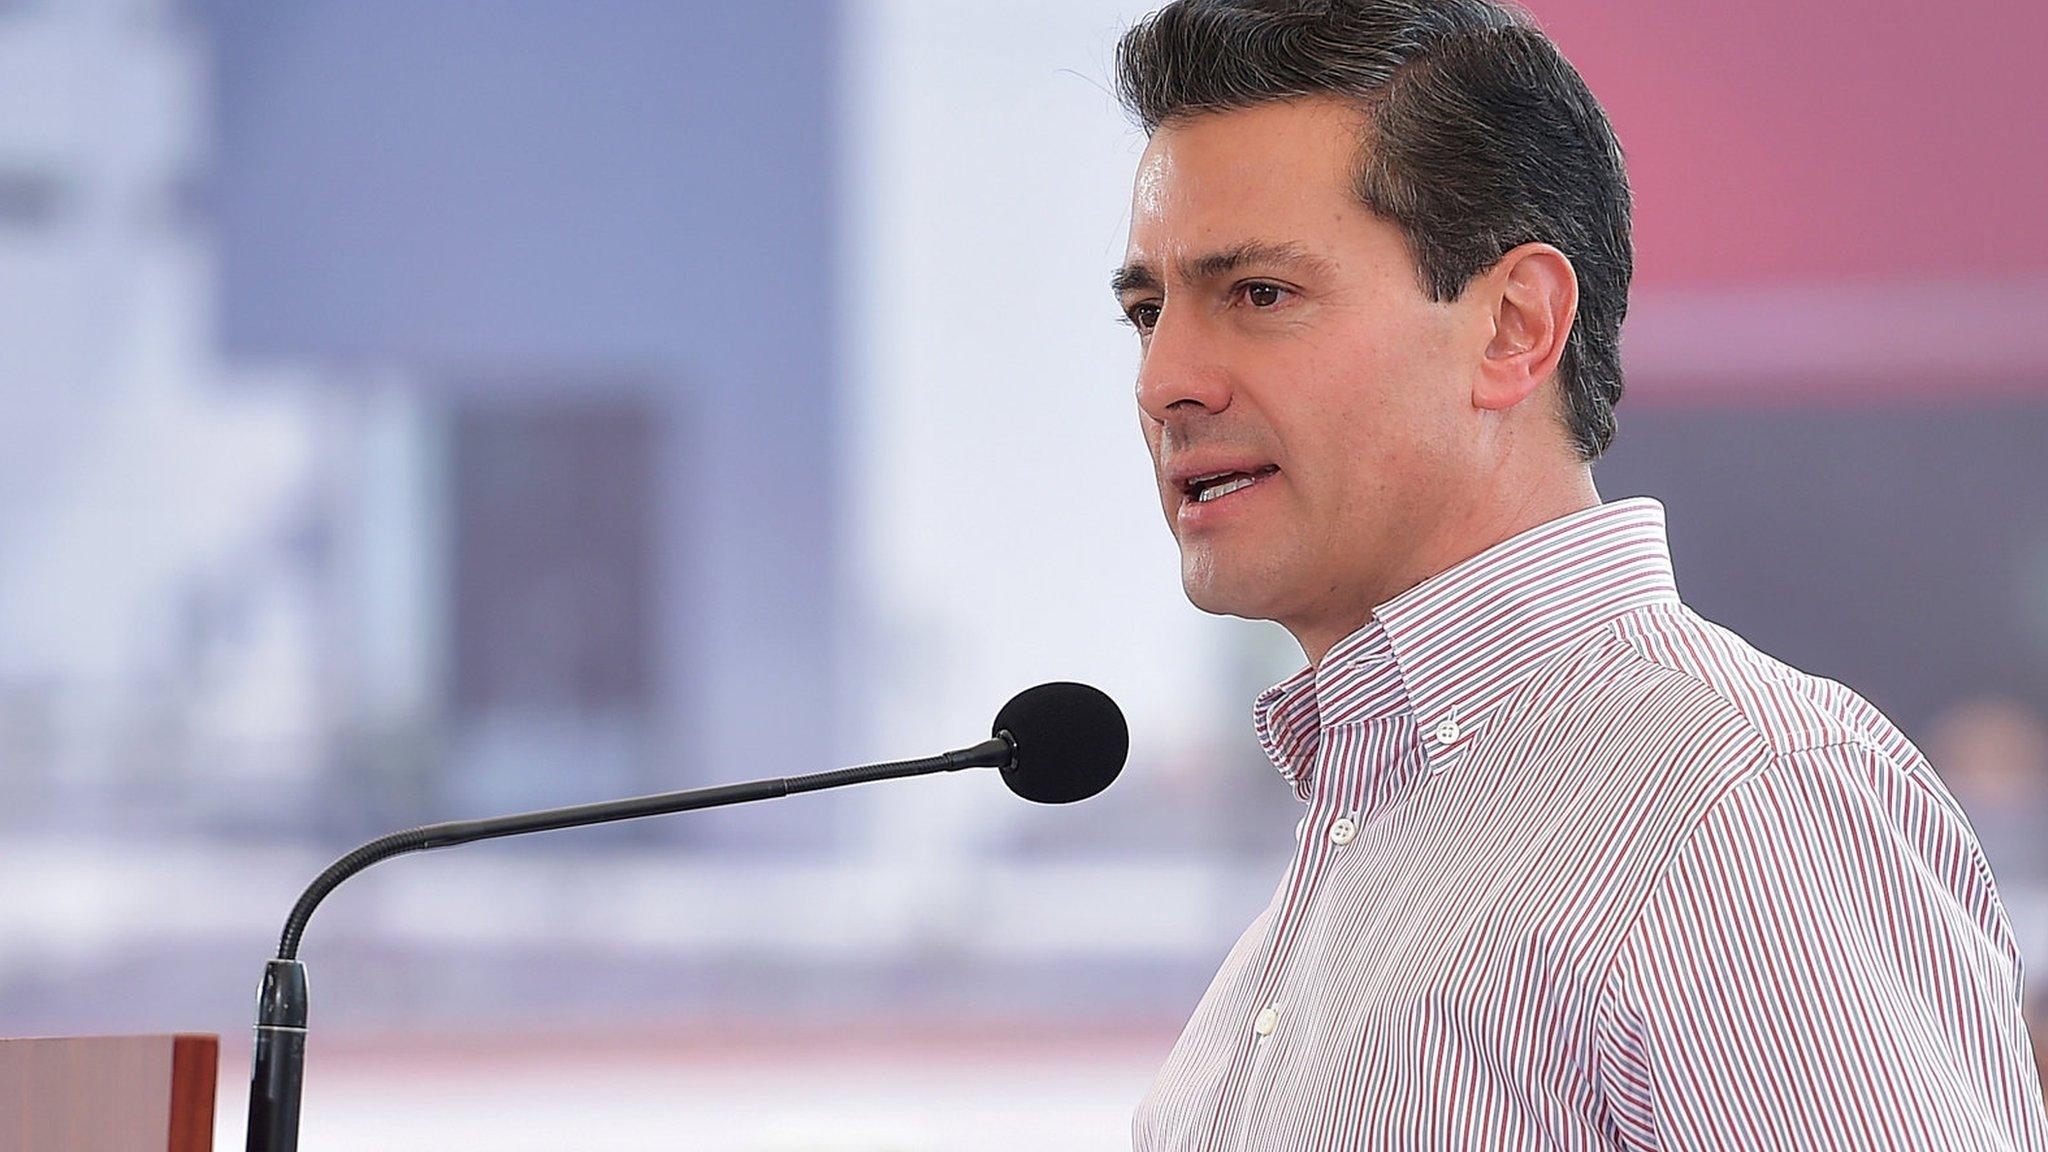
[
  {"xmin": 198, "ymin": 0, "xmax": 835, "ymax": 380},
  {"xmin": 194, "ymin": 1, "xmax": 845, "ymax": 818}
]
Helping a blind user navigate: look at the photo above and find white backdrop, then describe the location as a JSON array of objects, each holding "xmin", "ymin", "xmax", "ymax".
[{"xmin": 840, "ymin": 0, "xmax": 1283, "ymax": 861}]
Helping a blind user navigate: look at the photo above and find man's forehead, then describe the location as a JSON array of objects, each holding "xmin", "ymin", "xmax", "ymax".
[
  {"xmin": 1128, "ymin": 129, "xmax": 1311, "ymax": 224},
  {"xmin": 1132, "ymin": 140, "xmax": 1178, "ymax": 222},
  {"xmin": 1132, "ymin": 99, "xmax": 1366, "ymax": 188},
  {"xmin": 1126, "ymin": 111, "xmax": 1365, "ymax": 253}
]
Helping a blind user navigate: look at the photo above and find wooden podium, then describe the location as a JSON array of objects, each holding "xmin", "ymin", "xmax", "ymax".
[{"xmin": 1, "ymin": 1034, "xmax": 218, "ymax": 1152}]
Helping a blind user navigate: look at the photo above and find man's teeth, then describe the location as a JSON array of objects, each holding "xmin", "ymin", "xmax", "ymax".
[{"xmin": 1195, "ymin": 474, "xmax": 1259, "ymax": 502}]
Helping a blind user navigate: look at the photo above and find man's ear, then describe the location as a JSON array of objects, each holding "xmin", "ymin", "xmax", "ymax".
[{"xmin": 1474, "ymin": 242, "xmax": 1578, "ymax": 413}]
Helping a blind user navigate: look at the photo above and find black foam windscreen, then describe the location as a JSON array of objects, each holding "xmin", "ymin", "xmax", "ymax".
[{"xmin": 992, "ymin": 682, "xmax": 1128, "ymax": 804}]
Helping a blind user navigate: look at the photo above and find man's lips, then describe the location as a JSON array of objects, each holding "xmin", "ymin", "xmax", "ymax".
[
  {"xmin": 1167, "ymin": 459, "xmax": 1281, "ymax": 499},
  {"xmin": 1171, "ymin": 463, "xmax": 1281, "ymax": 526}
]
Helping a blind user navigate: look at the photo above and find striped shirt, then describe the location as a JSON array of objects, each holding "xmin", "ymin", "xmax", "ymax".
[{"xmin": 1133, "ymin": 497, "xmax": 2048, "ymax": 1150}]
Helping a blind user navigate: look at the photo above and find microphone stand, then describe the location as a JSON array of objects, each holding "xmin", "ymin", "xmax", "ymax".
[{"xmin": 245, "ymin": 735, "xmax": 1015, "ymax": 1152}]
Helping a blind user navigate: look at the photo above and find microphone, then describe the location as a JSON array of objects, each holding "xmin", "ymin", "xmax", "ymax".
[
  {"xmin": 994, "ymin": 681, "xmax": 1128, "ymax": 803},
  {"xmin": 245, "ymin": 681, "xmax": 1126, "ymax": 1152}
]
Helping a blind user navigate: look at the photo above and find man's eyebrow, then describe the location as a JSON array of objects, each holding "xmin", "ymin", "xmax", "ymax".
[
  {"xmin": 1111, "ymin": 241, "xmax": 1330, "ymax": 298},
  {"xmin": 1179, "ymin": 241, "xmax": 1330, "ymax": 283},
  {"xmin": 1110, "ymin": 262, "xmax": 1160, "ymax": 297}
]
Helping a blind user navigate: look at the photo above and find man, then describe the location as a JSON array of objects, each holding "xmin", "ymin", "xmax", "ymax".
[{"xmin": 1109, "ymin": 1, "xmax": 2048, "ymax": 1148}]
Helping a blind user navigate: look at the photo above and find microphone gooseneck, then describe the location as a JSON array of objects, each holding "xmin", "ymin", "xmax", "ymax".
[
  {"xmin": 271, "ymin": 737, "xmax": 1017, "ymax": 964},
  {"xmin": 244, "ymin": 683, "xmax": 1126, "ymax": 1152}
]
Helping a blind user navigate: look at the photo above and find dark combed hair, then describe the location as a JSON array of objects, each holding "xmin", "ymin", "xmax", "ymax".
[{"xmin": 1116, "ymin": 0, "xmax": 1634, "ymax": 460}]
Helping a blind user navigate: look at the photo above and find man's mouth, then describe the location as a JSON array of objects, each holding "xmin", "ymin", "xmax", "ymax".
[{"xmin": 1184, "ymin": 464, "xmax": 1280, "ymax": 504}]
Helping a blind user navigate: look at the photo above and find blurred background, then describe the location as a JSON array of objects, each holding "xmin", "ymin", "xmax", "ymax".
[{"xmin": 1, "ymin": 0, "xmax": 2043, "ymax": 1147}]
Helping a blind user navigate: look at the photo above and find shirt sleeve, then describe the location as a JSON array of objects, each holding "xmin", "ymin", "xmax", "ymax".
[{"xmin": 1594, "ymin": 740, "xmax": 2048, "ymax": 1151}]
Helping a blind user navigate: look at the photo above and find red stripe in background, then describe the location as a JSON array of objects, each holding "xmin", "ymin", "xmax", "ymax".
[{"xmin": 1526, "ymin": 0, "xmax": 2048, "ymax": 289}]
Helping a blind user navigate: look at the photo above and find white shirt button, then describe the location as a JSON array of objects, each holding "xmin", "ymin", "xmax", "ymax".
[
  {"xmin": 1253, "ymin": 1006, "xmax": 1279, "ymax": 1037},
  {"xmin": 1327, "ymin": 816, "xmax": 1358, "ymax": 846},
  {"xmin": 1433, "ymin": 718, "xmax": 1462, "ymax": 745}
]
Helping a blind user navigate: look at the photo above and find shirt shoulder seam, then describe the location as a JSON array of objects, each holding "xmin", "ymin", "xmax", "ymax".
[{"xmin": 1604, "ymin": 607, "xmax": 1869, "ymax": 757}]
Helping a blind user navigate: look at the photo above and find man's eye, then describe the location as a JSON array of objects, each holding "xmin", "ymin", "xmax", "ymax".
[
  {"xmin": 1125, "ymin": 302, "xmax": 1162, "ymax": 331},
  {"xmin": 1243, "ymin": 283, "xmax": 1286, "ymax": 308}
]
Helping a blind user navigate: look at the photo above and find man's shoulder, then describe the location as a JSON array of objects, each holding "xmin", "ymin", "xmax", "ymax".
[
  {"xmin": 1520, "ymin": 602, "xmax": 1945, "ymax": 836},
  {"xmin": 1587, "ymin": 605, "xmax": 2014, "ymax": 975},
  {"xmin": 1599, "ymin": 601, "xmax": 1916, "ymax": 764},
  {"xmin": 1596, "ymin": 606, "xmax": 1987, "ymax": 875}
]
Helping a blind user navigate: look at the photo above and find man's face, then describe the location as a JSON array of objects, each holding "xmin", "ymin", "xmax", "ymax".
[{"xmin": 1117, "ymin": 98, "xmax": 1482, "ymax": 642}]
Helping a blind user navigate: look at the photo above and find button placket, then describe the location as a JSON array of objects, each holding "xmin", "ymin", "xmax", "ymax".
[
  {"xmin": 1244, "ymin": 732, "xmax": 1370, "ymax": 1081},
  {"xmin": 1255, "ymin": 793, "xmax": 1339, "ymax": 1065}
]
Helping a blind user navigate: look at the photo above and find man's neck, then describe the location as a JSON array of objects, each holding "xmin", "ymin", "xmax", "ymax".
[{"xmin": 1292, "ymin": 471, "xmax": 1602, "ymax": 668}]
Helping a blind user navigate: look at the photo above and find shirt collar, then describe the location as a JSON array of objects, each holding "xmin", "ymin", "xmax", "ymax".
[{"xmin": 1253, "ymin": 497, "xmax": 1682, "ymax": 788}]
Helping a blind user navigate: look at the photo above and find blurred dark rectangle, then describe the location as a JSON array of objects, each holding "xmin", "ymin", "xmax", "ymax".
[
  {"xmin": 1596, "ymin": 396, "xmax": 2048, "ymax": 739},
  {"xmin": 450, "ymin": 396, "xmax": 656, "ymax": 714},
  {"xmin": 0, "ymin": 166, "xmax": 66, "ymax": 228}
]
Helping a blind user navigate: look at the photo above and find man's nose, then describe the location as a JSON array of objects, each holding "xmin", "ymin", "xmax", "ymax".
[{"xmin": 1135, "ymin": 311, "xmax": 1231, "ymax": 422}]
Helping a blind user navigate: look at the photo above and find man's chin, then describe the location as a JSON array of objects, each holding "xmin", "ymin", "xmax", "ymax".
[{"xmin": 1181, "ymin": 569, "xmax": 1280, "ymax": 622}]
